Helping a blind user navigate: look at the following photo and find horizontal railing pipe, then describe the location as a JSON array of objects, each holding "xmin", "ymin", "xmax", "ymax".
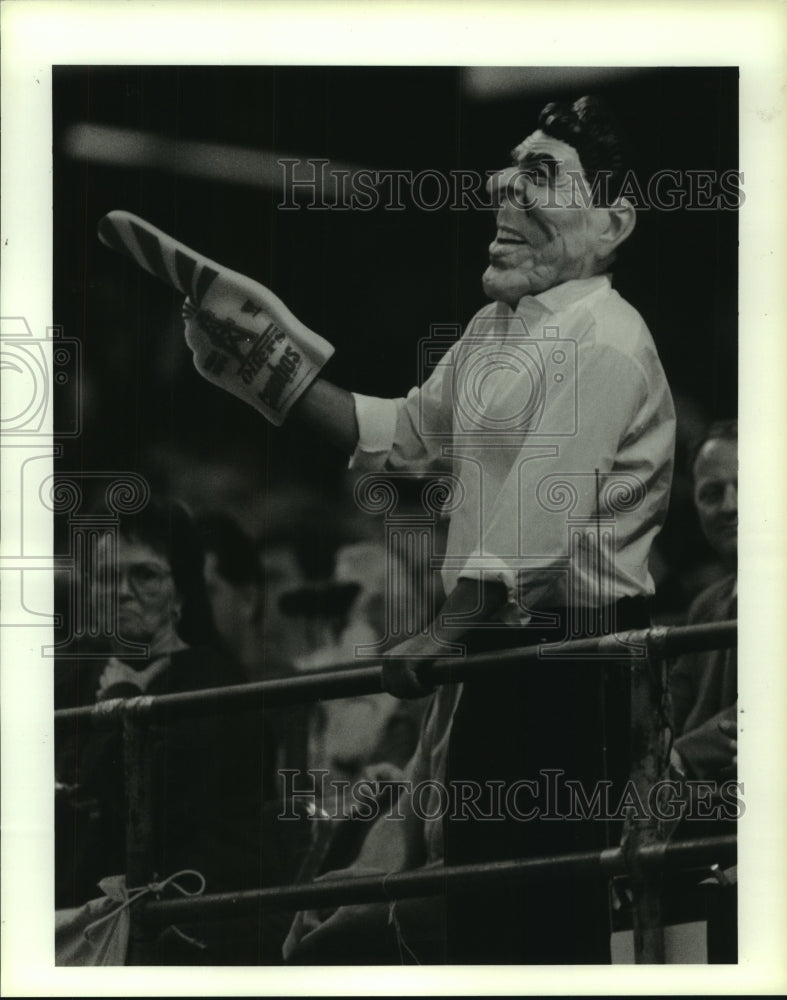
[
  {"xmin": 141, "ymin": 835, "xmax": 736, "ymax": 925},
  {"xmin": 54, "ymin": 620, "xmax": 736, "ymax": 726}
]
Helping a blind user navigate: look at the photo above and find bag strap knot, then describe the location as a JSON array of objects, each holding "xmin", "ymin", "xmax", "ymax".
[{"xmin": 84, "ymin": 869, "xmax": 206, "ymax": 942}]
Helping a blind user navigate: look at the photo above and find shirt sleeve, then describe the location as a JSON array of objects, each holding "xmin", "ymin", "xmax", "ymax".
[
  {"xmin": 349, "ymin": 342, "xmax": 458, "ymax": 473},
  {"xmin": 349, "ymin": 394, "xmax": 400, "ymax": 470}
]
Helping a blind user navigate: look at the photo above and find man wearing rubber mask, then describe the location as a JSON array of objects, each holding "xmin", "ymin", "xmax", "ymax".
[{"xmin": 99, "ymin": 96, "xmax": 676, "ymax": 963}]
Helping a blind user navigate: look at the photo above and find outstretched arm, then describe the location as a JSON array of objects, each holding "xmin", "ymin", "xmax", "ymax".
[{"xmin": 291, "ymin": 378, "xmax": 360, "ymax": 456}]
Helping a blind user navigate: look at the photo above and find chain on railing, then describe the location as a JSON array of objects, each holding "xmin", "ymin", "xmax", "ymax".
[{"xmin": 54, "ymin": 619, "xmax": 737, "ymax": 964}]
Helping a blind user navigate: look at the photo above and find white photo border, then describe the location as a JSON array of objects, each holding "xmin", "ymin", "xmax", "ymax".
[{"xmin": 2, "ymin": 0, "xmax": 786, "ymax": 995}]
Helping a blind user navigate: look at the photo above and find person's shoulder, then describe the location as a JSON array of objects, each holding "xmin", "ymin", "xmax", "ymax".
[
  {"xmin": 588, "ymin": 285, "xmax": 670, "ymax": 387},
  {"xmin": 536, "ymin": 279, "xmax": 648, "ymax": 355},
  {"xmin": 590, "ymin": 284, "xmax": 651, "ymax": 345}
]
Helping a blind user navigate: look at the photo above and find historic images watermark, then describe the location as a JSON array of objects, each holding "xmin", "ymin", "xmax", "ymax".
[
  {"xmin": 1, "ymin": 314, "xmax": 156, "ymax": 657},
  {"xmin": 278, "ymin": 768, "xmax": 744, "ymax": 823},
  {"xmin": 278, "ymin": 159, "xmax": 745, "ymax": 212}
]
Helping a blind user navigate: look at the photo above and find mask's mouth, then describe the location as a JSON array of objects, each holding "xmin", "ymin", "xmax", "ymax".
[{"xmin": 495, "ymin": 226, "xmax": 526, "ymax": 245}]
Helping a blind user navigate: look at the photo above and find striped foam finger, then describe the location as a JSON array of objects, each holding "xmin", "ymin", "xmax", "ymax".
[{"xmin": 97, "ymin": 210, "xmax": 220, "ymax": 306}]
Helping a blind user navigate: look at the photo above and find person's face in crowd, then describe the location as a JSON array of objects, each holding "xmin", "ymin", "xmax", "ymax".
[
  {"xmin": 483, "ymin": 130, "xmax": 634, "ymax": 306},
  {"xmin": 97, "ymin": 535, "xmax": 183, "ymax": 653},
  {"xmin": 693, "ymin": 437, "xmax": 738, "ymax": 566}
]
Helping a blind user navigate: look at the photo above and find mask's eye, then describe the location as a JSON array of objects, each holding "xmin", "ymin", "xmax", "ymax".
[
  {"xmin": 530, "ymin": 165, "xmax": 551, "ymax": 184},
  {"xmin": 520, "ymin": 160, "xmax": 557, "ymax": 186},
  {"xmin": 512, "ymin": 167, "xmax": 544, "ymax": 187}
]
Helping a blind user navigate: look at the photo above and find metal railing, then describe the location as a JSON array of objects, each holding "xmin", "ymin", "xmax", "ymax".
[
  {"xmin": 55, "ymin": 620, "xmax": 736, "ymax": 721},
  {"xmin": 54, "ymin": 618, "xmax": 737, "ymax": 964}
]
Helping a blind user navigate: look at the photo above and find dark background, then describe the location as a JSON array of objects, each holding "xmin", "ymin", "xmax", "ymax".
[{"xmin": 53, "ymin": 66, "xmax": 738, "ymax": 614}]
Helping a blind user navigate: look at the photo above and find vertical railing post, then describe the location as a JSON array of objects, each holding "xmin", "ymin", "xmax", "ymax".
[
  {"xmin": 624, "ymin": 626, "xmax": 669, "ymax": 963},
  {"xmin": 122, "ymin": 699, "xmax": 156, "ymax": 964}
]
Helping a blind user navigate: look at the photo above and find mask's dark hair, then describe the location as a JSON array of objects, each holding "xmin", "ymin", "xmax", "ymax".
[
  {"xmin": 690, "ymin": 418, "xmax": 738, "ymax": 477},
  {"xmin": 118, "ymin": 498, "xmax": 215, "ymax": 645},
  {"xmin": 537, "ymin": 95, "xmax": 631, "ymax": 206}
]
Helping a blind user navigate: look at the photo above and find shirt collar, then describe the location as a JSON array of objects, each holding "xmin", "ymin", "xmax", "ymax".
[{"xmin": 524, "ymin": 274, "xmax": 611, "ymax": 316}]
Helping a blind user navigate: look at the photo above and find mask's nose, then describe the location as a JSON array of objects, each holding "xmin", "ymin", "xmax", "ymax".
[{"xmin": 487, "ymin": 166, "xmax": 534, "ymax": 210}]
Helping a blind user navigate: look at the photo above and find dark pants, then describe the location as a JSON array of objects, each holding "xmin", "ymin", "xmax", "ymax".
[{"xmin": 443, "ymin": 599, "xmax": 650, "ymax": 964}]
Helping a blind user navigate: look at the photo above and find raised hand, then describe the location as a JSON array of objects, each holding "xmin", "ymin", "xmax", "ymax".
[{"xmin": 98, "ymin": 210, "xmax": 334, "ymax": 424}]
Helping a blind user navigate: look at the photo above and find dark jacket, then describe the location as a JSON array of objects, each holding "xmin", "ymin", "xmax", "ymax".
[
  {"xmin": 55, "ymin": 646, "xmax": 274, "ymax": 909},
  {"xmin": 670, "ymin": 574, "xmax": 737, "ymax": 780}
]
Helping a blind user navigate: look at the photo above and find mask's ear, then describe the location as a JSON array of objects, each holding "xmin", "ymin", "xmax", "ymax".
[{"xmin": 595, "ymin": 197, "xmax": 636, "ymax": 262}]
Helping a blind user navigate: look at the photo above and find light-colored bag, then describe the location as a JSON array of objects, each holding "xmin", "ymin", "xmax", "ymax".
[
  {"xmin": 55, "ymin": 870, "xmax": 206, "ymax": 966},
  {"xmin": 55, "ymin": 875, "xmax": 132, "ymax": 966}
]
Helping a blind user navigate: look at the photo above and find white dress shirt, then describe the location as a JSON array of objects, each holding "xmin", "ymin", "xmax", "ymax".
[{"xmin": 351, "ymin": 275, "xmax": 675, "ymax": 625}]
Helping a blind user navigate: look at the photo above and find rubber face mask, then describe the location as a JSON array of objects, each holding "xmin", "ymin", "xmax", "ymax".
[{"xmin": 483, "ymin": 130, "xmax": 609, "ymax": 305}]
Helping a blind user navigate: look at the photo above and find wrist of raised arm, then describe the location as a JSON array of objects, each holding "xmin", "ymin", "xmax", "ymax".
[{"xmin": 291, "ymin": 378, "xmax": 359, "ymax": 454}]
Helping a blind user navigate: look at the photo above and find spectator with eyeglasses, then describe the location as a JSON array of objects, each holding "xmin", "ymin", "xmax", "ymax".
[
  {"xmin": 55, "ymin": 499, "xmax": 283, "ymax": 963},
  {"xmin": 85, "ymin": 499, "xmax": 230, "ymax": 697}
]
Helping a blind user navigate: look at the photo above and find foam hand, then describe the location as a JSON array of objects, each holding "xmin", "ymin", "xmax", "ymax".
[{"xmin": 98, "ymin": 210, "xmax": 334, "ymax": 424}]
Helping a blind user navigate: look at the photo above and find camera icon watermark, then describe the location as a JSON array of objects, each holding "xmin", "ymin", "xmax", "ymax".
[
  {"xmin": 418, "ymin": 318, "xmax": 577, "ymax": 439},
  {"xmin": 0, "ymin": 317, "xmax": 81, "ymax": 438}
]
